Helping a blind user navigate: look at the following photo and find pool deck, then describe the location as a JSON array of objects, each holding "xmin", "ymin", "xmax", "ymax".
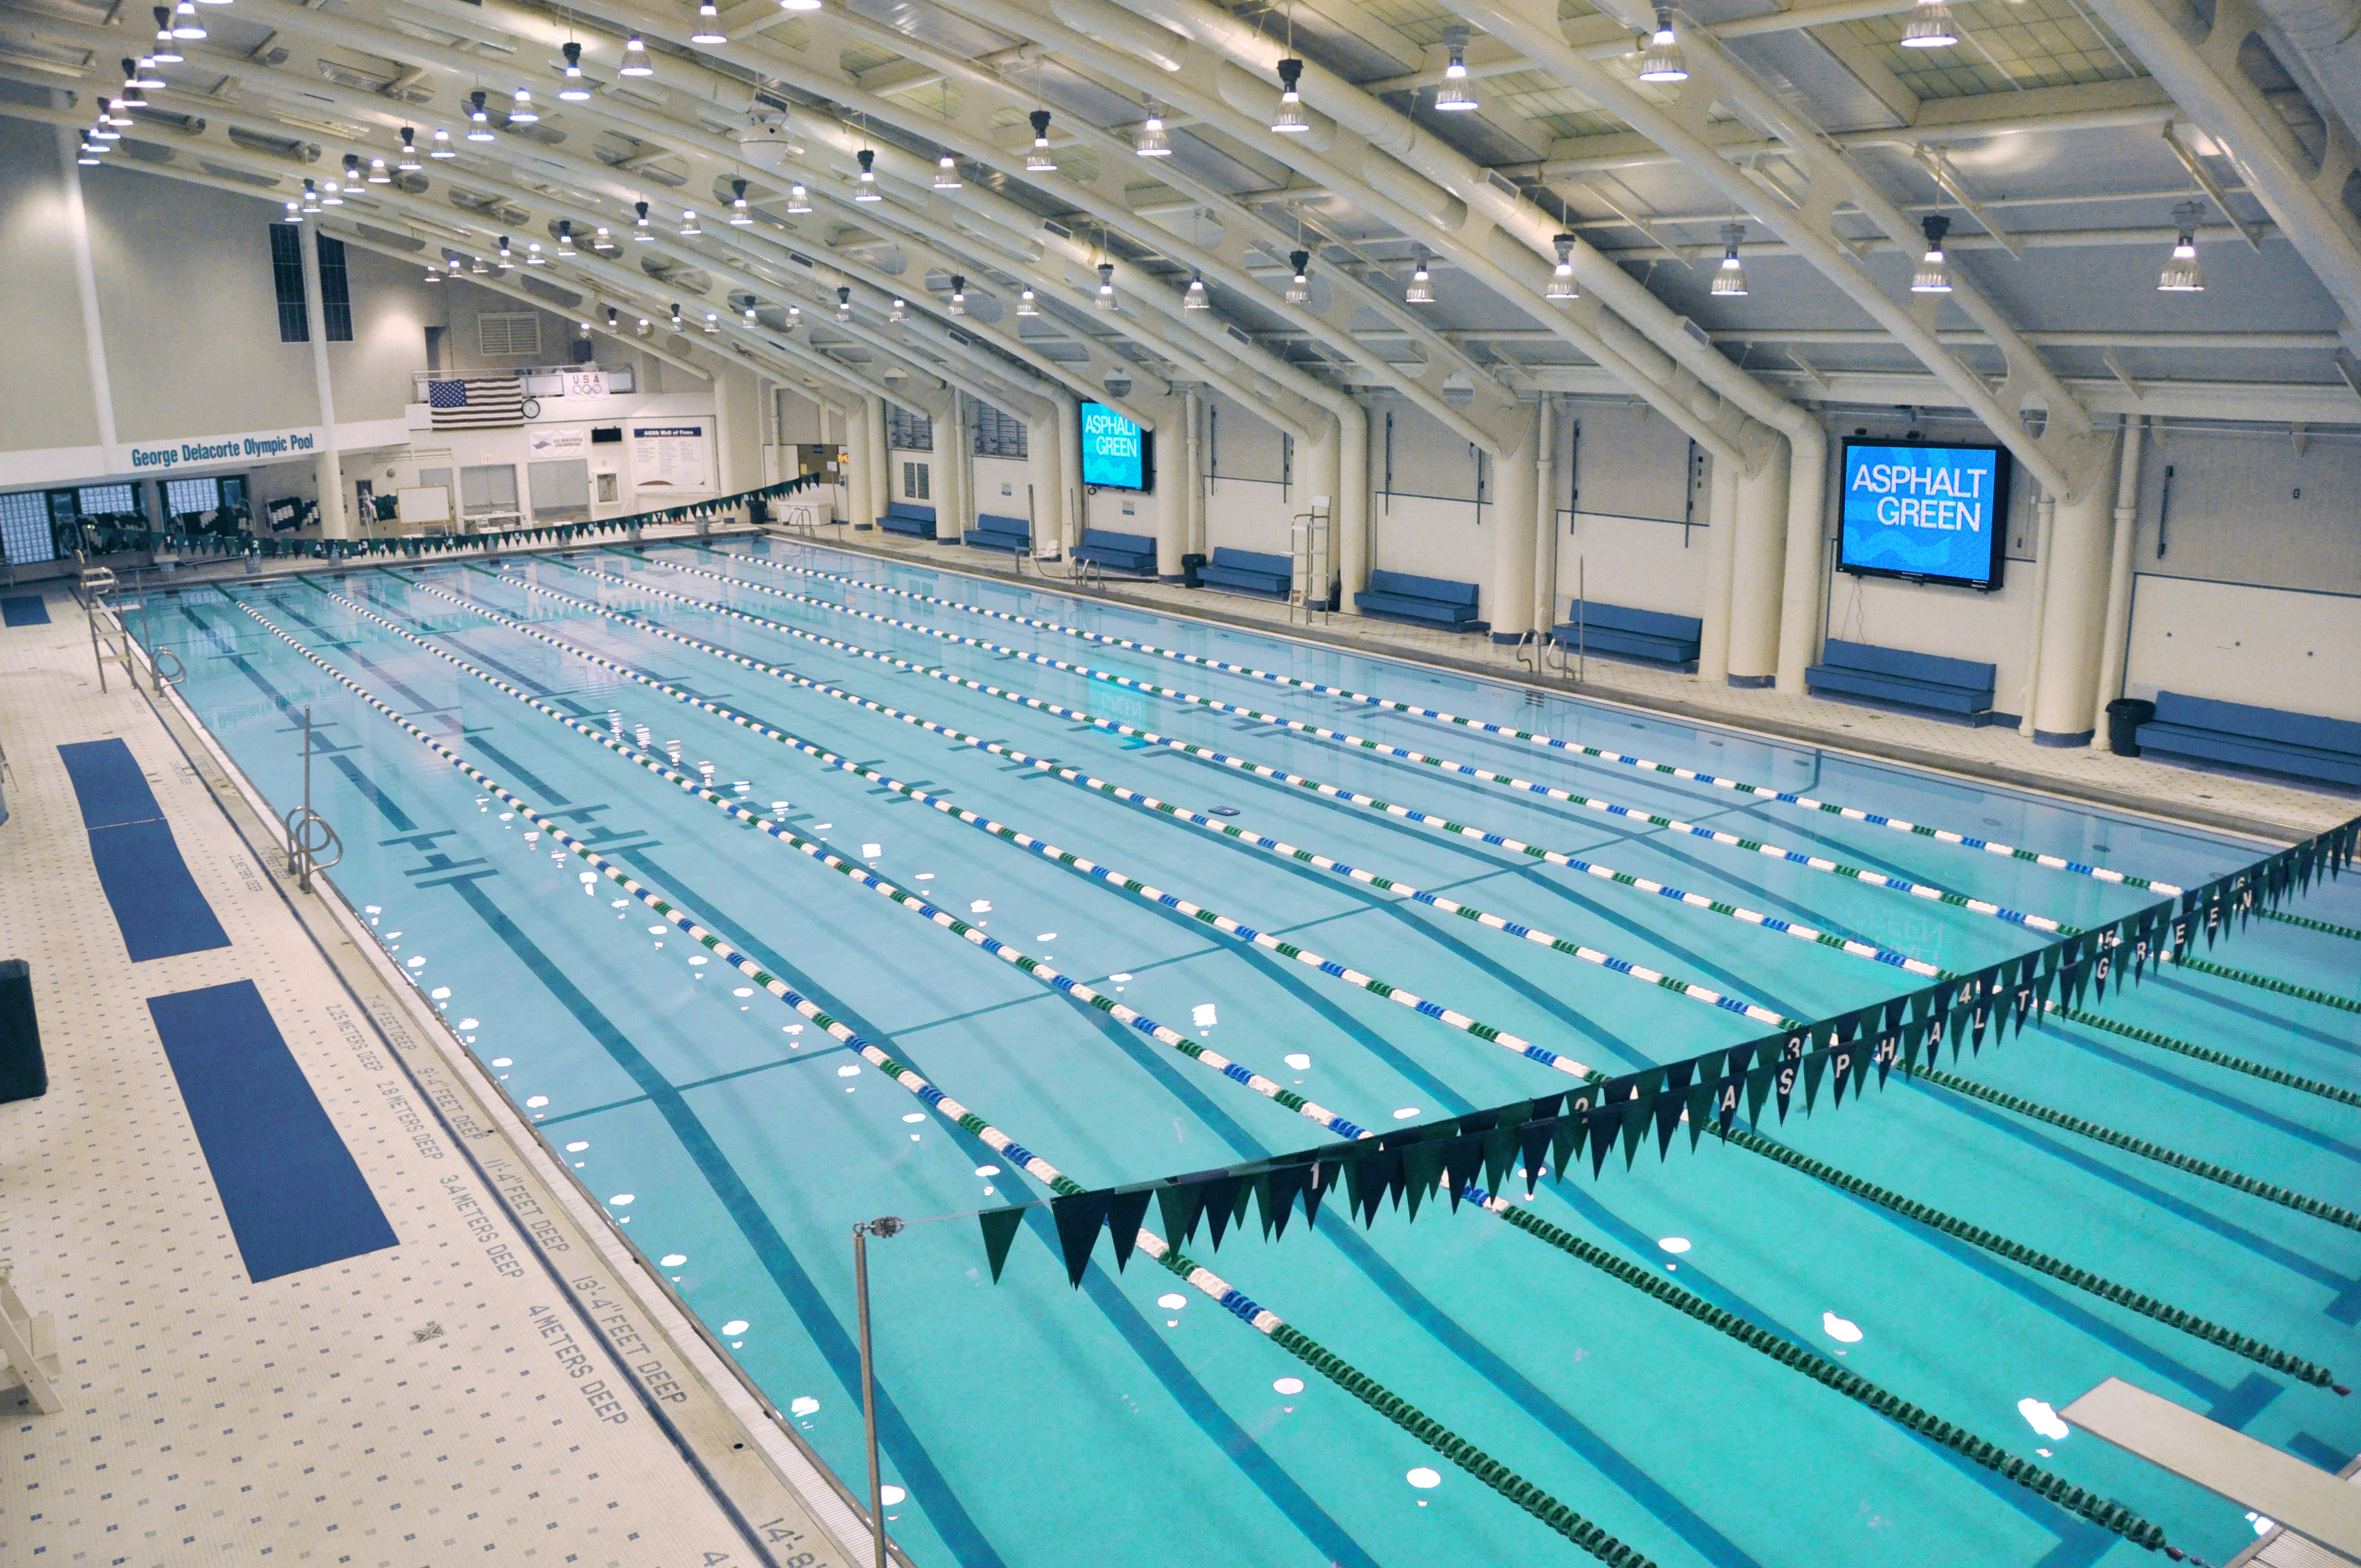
[
  {"xmin": 0, "ymin": 577, "xmax": 881, "ymax": 1566},
  {"xmin": 2, "ymin": 534, "xmax": 2353, "ymax": 1565}
]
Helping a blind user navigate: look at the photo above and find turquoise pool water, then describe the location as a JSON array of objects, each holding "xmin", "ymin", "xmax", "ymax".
[{"xmin": 147, "ymin": 540, "xmax": 2359, "ymax": 1568}]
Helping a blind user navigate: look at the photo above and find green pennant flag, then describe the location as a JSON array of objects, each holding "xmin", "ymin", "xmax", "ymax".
[
  {"xmin": 1157, "ymin": 1180, "xmax": 1207, "ymax": 1247},
  {"xmin": 979, "ymin": 1205, "xmax": 1026, "ymax": 1282},
  {"xmin": 1746, "ymin": 1064, "xmax": 1775, "ymax": 1124},
  {"xmin": 1801, "ymin": 1050, "xmax": 1829, "ymax": 1113},
  {"xmin": 1618, "ymin": 1096, "xmax": 1653, "ymax": 1168}
]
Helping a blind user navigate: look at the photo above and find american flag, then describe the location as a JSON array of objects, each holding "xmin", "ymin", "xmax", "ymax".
[{"xmin": 426, "ymin": 375, "xmax": 526, "ymax": 429}]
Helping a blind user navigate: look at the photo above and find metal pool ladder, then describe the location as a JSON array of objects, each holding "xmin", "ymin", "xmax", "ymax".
[
  {"xmin": 283, "ymin": 705, "xmax": 343, "ymax": 894},
  {"xmin": 79, "ymin": 566, "xmax": 184, "ymax": 694}
]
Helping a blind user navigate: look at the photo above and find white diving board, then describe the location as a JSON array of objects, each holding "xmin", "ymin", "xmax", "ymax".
[{"xmin": 2061, "ymin": 1377, "xmax": 2361, "ymax": 1562}]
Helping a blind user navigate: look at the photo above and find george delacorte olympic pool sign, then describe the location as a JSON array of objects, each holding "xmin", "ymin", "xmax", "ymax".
[{"xmin": 124, "ymin": 426, "xmax": 320, "ymax": 470}]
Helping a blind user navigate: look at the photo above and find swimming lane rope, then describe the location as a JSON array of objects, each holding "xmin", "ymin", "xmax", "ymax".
[
  {"xmin": 230, "ymin": 590, "xmax": 1650, "ymax": 1568},
  {"xmin": 369, "ymin": 573, "xmax": 1709, "ymax": 1075},
  {"xmin": 494, "ymin": 572, "xmax": 1800, "ymax": 1029},
  {"xmin": 713, "ymin": 546, "xmax": 2187, "ymax": 898},
  {"xmin": 641, "ymin": 554, "xmax": 2040, "ymax": 956},
  {"xmin": 374, "ymin": 577, "xmax": 2347, "ymax": 1395},
  {"xmin": 572, "ymin": 559, "xmax": 1945, "ymax": 980}
]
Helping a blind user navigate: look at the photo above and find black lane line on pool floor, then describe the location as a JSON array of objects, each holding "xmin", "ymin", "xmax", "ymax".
[
  {"xmin": 268, "ymin": 582, "xmax": 1392, "ymax": 1568},
  {"xmin": 401, "ymin": 564, "xmax": 2304, "ymax": 1558},
  {"xmin": 357, "ymin": 574, "xmax": 1834, "ymax": 1566}
]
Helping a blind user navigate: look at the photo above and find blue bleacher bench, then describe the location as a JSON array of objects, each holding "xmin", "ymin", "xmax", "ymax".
[
  {"xmin": 1073, "ymin": 529, "xmax": 1156, "ymax": 574},
  {"xmin": 1355, "ymin": 569, "xmax": 1482, "ymax": 630},
  {"xmin": 1551, "ymin": 602, "xmax": 1702, "ymax": 669},
  {"xmin": 1195, "ymin": 548, "xmax": 1293, "ymax": 598},
  {"xmin": 2137, "ymin": 692, "xmax": 2361, "ymax": 788},
  {"xmin": 1805, "ymin": 639, "xmax": 1997, "ymax": 719},
  {"xmin": 877, "ymin": 501, "xmax": 937, "ymax": 540},
  {"xmin": 965, "ymin": 512, "xmax": 1030, "ymax": 554}
]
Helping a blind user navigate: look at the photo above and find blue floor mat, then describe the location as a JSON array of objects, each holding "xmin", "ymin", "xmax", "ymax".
[
  {"xmin": 59, "ymin": 738, "xmax": 231, "ymax": 961},
  {"xmin": 148, "ymin": 980, "xmax": 399, "ymax": 1282},
  {"xmin": 2, "ymin": 595, "xmax": 49, "ymax": 627}
]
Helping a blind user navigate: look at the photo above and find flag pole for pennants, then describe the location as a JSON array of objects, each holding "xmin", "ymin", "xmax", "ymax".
[{"xmin": 852, "ymin": 1215, "xmax": 905, "ymax": 1568}]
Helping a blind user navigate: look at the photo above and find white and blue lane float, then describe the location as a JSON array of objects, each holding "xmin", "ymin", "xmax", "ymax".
[
  {"xmin": 229, "ymin": 590, "xmax": 1653, "ymax": 1568},
  {"xmin": 708, "ymin": 547, "xmax": 2188, "ymax": 898},
  {"xmin": 358, "ymin": 572, "xmax": 1766, "ymax": 1079},
  {"xmin": 563, "ymin": 559, "xmax": 1953, "ymax": 980}
]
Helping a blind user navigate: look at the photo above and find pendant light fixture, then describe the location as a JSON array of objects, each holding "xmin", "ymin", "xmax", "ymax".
[
  {"xmin": 744, "ymin": 304, "xmax": 759, "ymax": 323},
  {"xmin": 151, "ymin": 10, "xmax": 182, "ymax": 63},
  {"xmin": 780, "ymin": 0, "xmax": 822, "ymax": 11},
  {"xmin": 1018, "ymin": 285, "xmax": 1040, "ymax": 316},
  {"xmin": 1911, "ymin": 214, "xmax": 1952, "ymax": 293},
  {"xmin": 509, "ymin": 88, "xmax": 538, "ymax": 124},
  {"xmin": 1135, "ymin": 99, "xmax": 1171, "ymax": 157},
  {"xmin": 397, "ymin": 127, "xmax": 421, "ymax": 172},
  {"xmin": 1405, "ymin": 253, "xmax": 1434, "ymax": 304},
  {"xmin": 853, "ymin": 148, "xmax": 881, "ymax": 201},
  {"xmin": 1435, "ymin": 26, "xmax": 1476, "ymax": 112},
  {"xmin": 1710, "ymin": 223, "xmax": 1747, "ymax": 295},
  {"xmin": 429, "ymin": 127, "xmax": 456, "ymax": 159},
  {"xmin": 446, "ymin": 255, "xmax": 464, "ymax": 279},
  {"xmin": 471, "ymin": 253, "xmax": 489, "ymax": 275},
  {"xmin": 1272, "ymin": 57, "xmax": 1308, "ymax": 133},
  {"xmin": 1285, "ymin": 249, "xmax": 1311, "ymax": 304},
  {"xmin": 1183, "ymin": 273, "xmax": 1208, "ymax": 310},
  {"xmin": 171, "ymin": 2, "xmax": 205, "ymax": 42},
  {"xmin": 678, "ymin": 208, "xmax": 702, "ymax": 235},
  {"xmin": 633, "ymin": 199, "xmax": 654, "ymax": 239},
  {"xmin": 367, "ymin": 155, "xmax": 391, "ymax": 183},
  {"xmin": 1900, "ymin": 0, "xmax": 1959, "ymax": 49},
  {"xmin": 556, "ymin": 220, "xmax": 577, "ymax": 256},
  {"xmin": 497, "ymin": 234, "xmax": 513, "ymax": 262},
  {"xmin": 703, "ymin": 312, "xmax": 720, "ymax": 334},
  {"xmin": 467, "ymin": 90, "xmax": 494, "ymax": 140},
  {"xmin": 948, "ymin": 275, "xmax": 967, "ymax": 315},
  {"xmin": 836, "ymin": 287, "xmax": 853, "ymax": 323},
  {"xmin": 619, "ymin": 35, "xmax": 654, "ymax": 76},
  {"xmin": 786, "ymin": 182, "xmax": 811, "ymax": 213},
  {"xmin": 692, "ymin": 1, "xmax": 727, "ymax": 45},
  {"xmin": 785, "ymin": 304, "xmax": 802, "ymax": 330},
  {"xmin": 526, "ymin": 241, "xmax": 546, "ymax": 266},
  {"xmin": 668, "ymin": 304, "xmax": 683, "ymax": 330},
  {"xmin": 301, "ymin": 179, "xmax": 322, "ymax": 214},
  {"xmin": 934, "ymin": 153, "xmax": 963, "ymax": 190},
  {"xmin": 107, "ymin": 98, "xmax": 137, "ymax": 127},
  {"xmin": 1545, "ymin": 233, "xmax": 1579, "ymax": 301},
  {"xmin": 889, "ymin": 296, "xmax": 909, "ymax": 324},
  {"xmin": 1095, "ymin": 263, "xmax": 1117, "ymax": 310},
  {"xmin": 1637, "ymin": 8, "xmax": 1686, "ymax": 83},
  {"xmin": 729, "ymin": 178, "xmax": 753, "ymax": 223},
  {"xmin": 2158, "ymin": 201, "xmax": 2204, "ymax": 291},
  {"xmin": 129, "ymin": 57, "xmax": 167, "ymax": 89},
  {"xmin": 560, "ymin": 42, "xmax": 592, "ymax": 100},
  {"xmin": 283, "ymin": 201, "xmax": 304, "ymax": 223},
  {"xmin": 423, "ymin": 256, "xmax": 443, "ymax": 280},
  {"xmin": 78, "ymin": 142, "xmax": 105, "ymax": 165},
  {"xmin": 1026, "ymin": 109, "xmax": 1058, "ymax": 173},
  {"xmin": 116, "ymin": 62, "xmax": 149, "ymax": 109}
]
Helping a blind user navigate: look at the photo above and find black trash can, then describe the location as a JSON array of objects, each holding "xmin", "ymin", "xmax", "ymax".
[
  {"xmin": 2105, "ymin": 698, "xmax": 2156, "ymax": 757},
  {"xmin": 1180, "ymin": 552, "xmax": 1207, "ymax": 588},
  {"xmin": 0, "ymin": 958, "xmax": 45, "ymax": 1105}
]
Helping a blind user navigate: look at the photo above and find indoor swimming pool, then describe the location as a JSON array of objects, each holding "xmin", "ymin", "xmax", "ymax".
[{"xmin": 141, "ymin": 539, "xmax": 2360, "ymax": 1568}]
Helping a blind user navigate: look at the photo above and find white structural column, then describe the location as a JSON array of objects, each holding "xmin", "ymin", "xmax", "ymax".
[
  {"xmin": 1772, "ymin": 421, "xmax": 1831, "ymax": 692},
  {"xmin": 2017, "ymin": 496, "xmax": 2060, "ymax": 736},
  {"xmin": 52, "ymin": 119, "xmax": 116, "ymax": 454},
  {"xmin": 1183, "ymin": 390, "xmax": 1207, "ymax": 563},
  {"xmin": 297, "ymin": 221, "xmax": 350, "ymax": 540},
  {"xmin": 1531, "ymin": 397, "xmax": 1560, "ymax": 636},
  {"xmin": 1487, "ymin": 403, "xmax": 1541, "ymax": 644},
  {"xmin": 2089, "ymin": 416, "xmax": 2148, "ymax": 735},
  {"xmin": 1697, "ymin": 450, "xmax": 1742, "ymax": 684},
  {"xmin": 1334, "ymin": 400, "xmax": 1373, "ymax": 607},
  {"xmin": 1034, "ymin": 385, "xmax": 1080, "ymax": 556},
  {"xmin": 849, "ymin": 394, "xmax": 880, "ymax": 532},
  {"xmin": 944, "ymin": 391, "xmax": 975, "ymax": 544},
  {"xmin": 2030, "ymin": 430, "xmax": 2124, "ymax": 744},
  {"xmin": 1149, "ymin": 393, "xmax": 1189, "ymax": 580},
  {"xmin": 1727, "ymin": 443, "xmax": 1791, "ymax": 685}
]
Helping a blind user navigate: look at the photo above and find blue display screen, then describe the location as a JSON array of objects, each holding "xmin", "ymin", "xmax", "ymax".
[
  {"xmin": 1839, "ymin": 441, "xmax": 2009, "ymax": 588},
  {"xmin": 1078, "ymin": 402, "xmax": 1151, "ymax": 491}
]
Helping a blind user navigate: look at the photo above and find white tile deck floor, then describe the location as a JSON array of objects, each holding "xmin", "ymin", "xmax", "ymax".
[
  {"xmin": 0, "ymin": 581, "xmax": 874, "ymax": 1568},
  {"xmin": 818, "ymin": 524, "xmax": 2359, "ymax": 842}
]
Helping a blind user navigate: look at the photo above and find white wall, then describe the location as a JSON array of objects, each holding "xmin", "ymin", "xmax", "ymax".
[{"xmin": 2123, "ymin": 575, "xmax": 2361, "ymax": 721}]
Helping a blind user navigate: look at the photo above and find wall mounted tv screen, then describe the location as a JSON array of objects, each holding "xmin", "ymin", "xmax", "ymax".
[
  {"xmin": 1078, "ymin": 401, "xmax": 1152, "ymax": 492},
  {"xmin": 1839, "ymin": 440, "xmax": 2011, "ymax": 591}
]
